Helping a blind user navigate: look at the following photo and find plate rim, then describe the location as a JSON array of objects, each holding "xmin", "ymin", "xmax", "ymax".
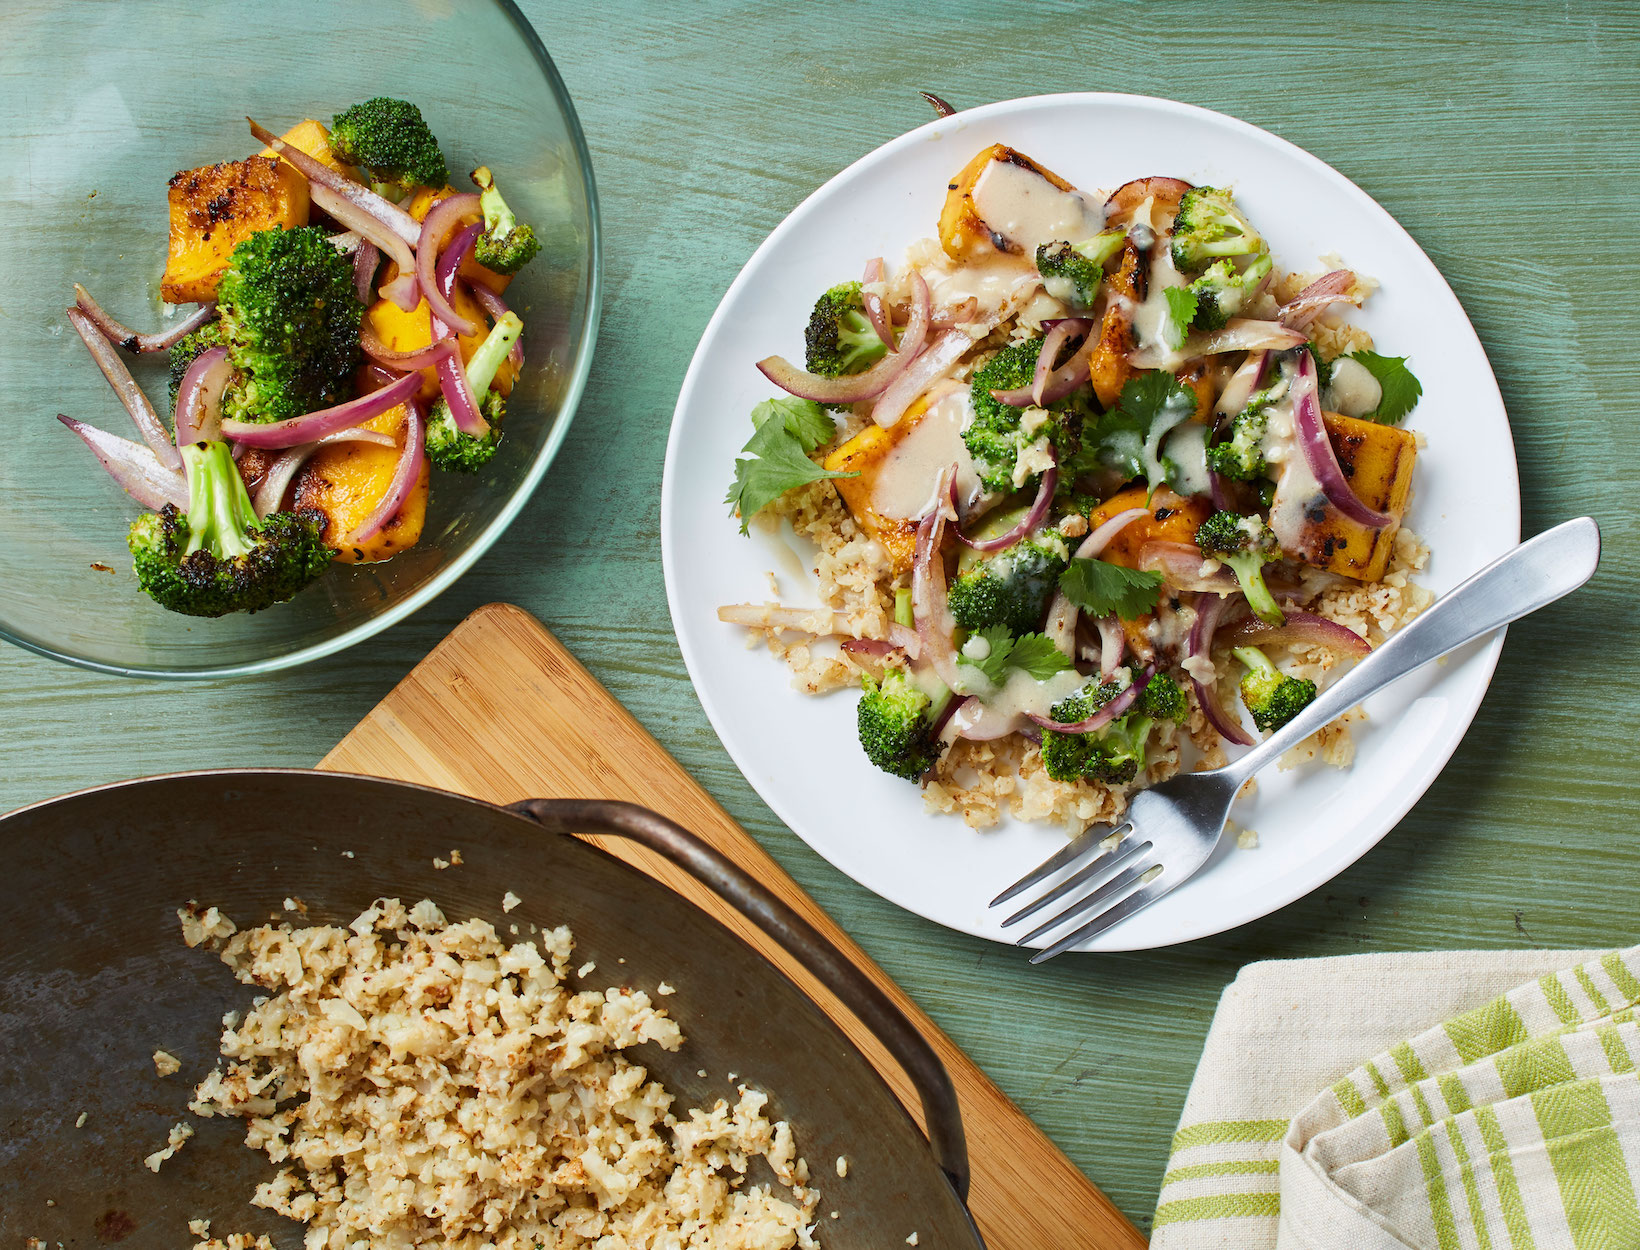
[{"xmin": 661, "ymin": 90, "xmax": 1520, "ymax": 951}]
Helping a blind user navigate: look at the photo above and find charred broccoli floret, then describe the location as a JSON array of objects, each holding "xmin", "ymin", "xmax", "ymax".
[
  {"xmin": 965, "ymin": 337, "xmax": 1082, "ymax": 492},
  {"xmin": 803, "ymin": 281, "xmax": 888, "ymax": 380},
  {"xmin": 1234, "ymin": 646, "xmax": 1317, "ymax": 732},
  {"xmin": 1195, "ymin": 510, "xmax": 1284, "ymax": 625},
  {"xmin": 1189, "ymin": 254, "xmax": 1273, "ymax": 330},
  {"xmin": 1205, "ymin": 383, "xmax": 1280, "ymax": 481},
  {"xmin": 1170, "ymin": 187, "xmax": 1264, "ymax": 271},
  {"xmin": 1034, "ymin": 229, "xmax": 1124, "ymax": 307},
  {"xmin": 470, "ymin": 166, "xmax": 541, "ymax": 275},
  {"xmin": 857, "ymin": 668, "xmax": 951, "ymax": 780},
  {"xmin": 215, "ymin": 226, "xmax": 362, "ymax": 425},
  {"xmin": 329, "ymin": 97, "xmax": 448, "ymax": 195},
  {"xmin": 1040, "ymin": 672, "xmax": 1186, "ymax": 785},
  {"xmin": 167, "ymin": 321, "xmax": 225, "ymax": 412},
  {"xmin": 947, "ymin": 529, "xmax": 1069, "ymax": 635},
  {"xmin": 128, "ymin": 440, "xmax": 332, "ymax": 617},
  {"xmin": 425, "ymin": 310, "xmax": 522, "ymax": 472}
]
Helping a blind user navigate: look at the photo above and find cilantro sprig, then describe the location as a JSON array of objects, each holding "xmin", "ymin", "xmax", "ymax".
[
  {"xmin": 1342, "ymin": 351, "xmax": 1422, "ymax": 425},
  {"xmin": 958, "ymin": 626, "xmax": 1074, "ymax": 686},
  {"xmin": 726, "ymin": 397, "xmax": 856, "ymax": 535},
  {"xmin": 1058, "ymin": 557, "xmax": 1165, "ymax": 620}
]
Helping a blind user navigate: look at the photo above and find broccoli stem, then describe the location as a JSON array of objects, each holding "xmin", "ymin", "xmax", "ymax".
[
  {"xmin": 894, "ymin": 587, "xmax": 914, "ymax": 628},
  {"xmin": 465, "ymin": 311, "xmax": 523, "ymax": 396},
  {"xmin": 181, "ymin": 441, "xmax": 255, "ymax": 559},
  {"xmin": 1223, "ymin": 553, "xmax": 1284, "ymax": 625},
  {"xmin": 1231, "ymin": 645, "xmax": 1278, "ymax": 685}
]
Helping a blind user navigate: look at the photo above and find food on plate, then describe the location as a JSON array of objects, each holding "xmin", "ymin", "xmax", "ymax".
[
  {"xmin": 171, "ymin": 898, "xmax": 821, "ymax": 1250},
  {"xmin": 61, "ymin": 98, "xmax": 543, "ymax": 617},
  {"xmin": 721, "ymin": 144, "xmax": 1430, "ymax": 832}
]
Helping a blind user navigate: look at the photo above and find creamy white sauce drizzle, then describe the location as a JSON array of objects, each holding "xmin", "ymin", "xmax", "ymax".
[
  {"xmin": 1131, "ymin": 241, "xmax": 1191, "ymax": 368},
  {"xmin": 970, "ymin": 159, "xmax": 1105, "ymax": 255},
  {"xmin": 924, "ymin": 250, "xmax": 1040, "ymax": 321},
  {"xmin": 1325, "ymin": 356, "xmax": 1382, "ymax": 418},
  {"xmin": 1161, "ymin": 423, "xmax": 1212, "ymax": 497},
  {"xmin": 1263, "ymin": 393, "xmax": 1326, "ymax": 555},
  {"xmin": 869, "ymin": 383, "xmax": 983, "ymax": 519},
  {"xmin": 950, "ymin": 666, "xmax": 1088, "ymax": 737}
]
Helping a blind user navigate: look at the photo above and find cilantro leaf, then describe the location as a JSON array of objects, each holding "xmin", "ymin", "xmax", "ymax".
[
  {"xmin": 726, "ymin": 415, "xmax": 856, "ymax": 535},
  {"xmin": 1082, "ymin": 369, "xmax": 1198, "ymax": 490},
  {"xmin": 957, "ymin": 627, "xmax": 1074, "ymax": 686},
  {"xmin": 750, "ymin": 395, "xmax": 837, "ymax": 452},
  {"xmin": 1162, "ymin": 286, "xmax": 1198, "ymax": 349},
  {"xmin": 1344, "ymin": 351, "xmax": 1422, "ymax": 425},
  {"xmin": 1058, "ymin": 557, "xmax": 1165, "ymax": 620}
]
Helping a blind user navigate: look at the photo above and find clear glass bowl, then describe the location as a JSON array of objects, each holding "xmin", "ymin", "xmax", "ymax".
[{"xmin": 0, "ymin": 0, "xmax": 600, "ymax": 677}]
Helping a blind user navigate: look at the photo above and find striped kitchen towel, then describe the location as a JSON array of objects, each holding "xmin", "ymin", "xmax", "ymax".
[{"xmin": 1153, "ymin": 945, "xmax": 1640, "ymax": 1249}]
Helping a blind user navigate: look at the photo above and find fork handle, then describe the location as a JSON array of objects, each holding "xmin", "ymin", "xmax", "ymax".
[{"xmin": 1221, "ymin": 517, "xmax": 1601, "ymax": 785}]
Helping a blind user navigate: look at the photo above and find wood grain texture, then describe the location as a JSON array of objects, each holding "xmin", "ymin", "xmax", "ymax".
[
  {"xmin": 320, "ymin": 603, "xmax": 1144, "ymax": 1250},
  {"xmin": 1, "ymin": 0, "xmax": 1637, "ymax": 1229}
]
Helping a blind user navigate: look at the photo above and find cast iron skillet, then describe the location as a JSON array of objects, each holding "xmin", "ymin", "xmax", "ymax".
[{"xmin": 0, "ymin": 770, "xmax": 983, "ymax": 1248}]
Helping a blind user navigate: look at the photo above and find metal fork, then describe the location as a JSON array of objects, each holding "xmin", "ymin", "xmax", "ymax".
[{"xmin": 991, "ymin": 517, "xmax": 1602, "ymax": 962}]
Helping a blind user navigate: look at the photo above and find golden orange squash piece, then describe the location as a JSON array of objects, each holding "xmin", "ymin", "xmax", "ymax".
[
  {"xmin": 160, "ymin": 156, "xmax": 309, "ymax": 303},
  {"xmin": 406, "ymin": 184, "xmax": 513, "ymax": 295},
  {"xmin": 259, "ymin": 119, "xmax": 353, "ymax": 179},
  {"xmin": 822, "ymin": 396, "xmax": 935, "ymax": 575},
  {"xmin": 1304, "ymin": 411, "xmax": 1418, "ymax": 581},
  {"xmin": 938, "ymin": 144, "xmax": 1079, "ymax": 261},
  {"xmin": 293, "ymin": 402, "xmax": 429, "ymax": 564},
  {"xmin": 365, "ymin": 286, "xmax": 516, "ymax": 403}
]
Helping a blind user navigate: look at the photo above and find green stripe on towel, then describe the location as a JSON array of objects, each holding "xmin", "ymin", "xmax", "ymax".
[
  {"xmin": 1153, "ymin": 1191, "xmax": 1282, "ymax": 1227},
  {"xmin": 1170, "ymin": 1118, "xmax": 1290, "ymax": 1152},
  {"xmin": 1162, "ymin": 1159, "xmax": 1282, "ymax": 1186}
]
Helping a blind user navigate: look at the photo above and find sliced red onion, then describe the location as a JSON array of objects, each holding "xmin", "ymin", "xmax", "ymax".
[
  {"xmin": 1187, "ymin": 594, "xmax": 1253, "ymax": 746},
  {"xmin": 1096, "ymin": 615, "xmax": 1125, "ymax": 678},
  {"xmin": 1028, "ymin": 664, "xmax": 1155, "ymax": 735},
  {"xmin": 931, "ymin": 694, "xmax": 970, "ymax": 747},
  {"xmin": 249, "ymin": 117, "xmax": 421, "ymax": 246},
  {"xmin": 343, "ymin": 399, "xmax": 426, "ymax": 545},
  {"xmin": 1292, "ymin": 349, "xmax": 1391, "ymax": 528},
  {"xmin": 911, "ymin": 464, "xmax": 964, "ymax": 692},
  {"xmin": 1031, "ymin": 318, "xmax": 1089, "ymax": 406},
  {"xmin": 173, "ymin": 345, "xmax": 232, "ymax": 445},
  {"xmin": 73, "ymin": 284, "xmax": 214, "ymax": 353},
  {"xmin": 1043, "ymin": 507, "xmax": 1151, "ymax": 655},
  {"xmin": 987, "ymin": 320, "xmax": 1093, "ymax": 408},
  {"xmin": 436, "ymin": 349, "xmax": 487, "ymax": 437},
  {"xmin": 361, "ymin": 323, "xmax": 459, "ymax": 372},
  {"xmin": 842, "ymin": 637, "xmax": 898, "ymax": 658},
  {"xmin": 1138, "ymin": 540, "xmax": 1240, "ymax": 593},
  {"xmin": 352, "ymin": 238, "xmax": 380, "ymax": 303},
  {"xmin": 1278, "ymin": 270, "xmax": 1355, "ymax": 331},
  {"xmin": 872, "ymin": 323, "xmax": 971, "ymax": 430},
  {"xmin": 66, "ymin": 307, "xmax": 183, "ymax": 472},
  {"xmin": 417, "ymin": 194, "xmax": 483, "ymax": 337},
  {"xmin": 760, "ymin": 270, "xmax": 930, "ymax": 407},
  {"xmin": 251, "ymin": 428, "xmax": 396, "ymax": 519},
  {"xmin": 1186, "ymin": 319, "xmax": 1306, "ymax": 357},
  {"xmin": 956, "ymin": 463, "xmax": 1056, "ymax": 552},
  {"xmin": 437, "ymin": 222, "xmax": 481, "ymax": 295},
  {"xmin": 309, "ymin": 182, "xmax": 419, "ymax": 311},
  {"xmin": 1207, "ymin": 470, "xmax": 1236, "ymax": 511},
  {"xmin": 1215, "ymin": 349, "xmax": 1269, "ymax": 418},
  {"xmin": 469, "ymin": 283, "xmax": 525, "ymax": 369},
  {"xmin": 221, "ymin": 369, "xmax": 420, "ymax": 449},
  {"xmin": 861, "ymin": 257, "xmax": 894, "ymax": 349},
  {"xmin": 58, "ymin": 415, "xmax": 188, "ymax": 510},
  {"xmin": 889, "ymin": 622, "xmax": 922, "ymax": 658},
  {"xmin": 931, "ymin": 297, "xmax": 980, "ymax": 328},
  {"xmin": 1218, "ymin": 608, "xmax": 1371, "ymax": 657}
]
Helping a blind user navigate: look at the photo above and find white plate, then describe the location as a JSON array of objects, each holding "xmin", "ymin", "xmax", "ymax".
[{"xmin": 661, "ymin": 93, "xmax": 1519, "ymax": 951}]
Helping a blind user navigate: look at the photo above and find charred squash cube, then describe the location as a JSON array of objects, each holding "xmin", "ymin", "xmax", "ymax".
[{"xmin": 161, "ymin": 156, "xmax": 310, "ymax": 304}]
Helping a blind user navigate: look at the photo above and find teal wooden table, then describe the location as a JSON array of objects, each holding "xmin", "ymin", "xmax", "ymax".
[{"xmin": 3, "ymin": 1, "xmax": 1636, "ymax": 1231}]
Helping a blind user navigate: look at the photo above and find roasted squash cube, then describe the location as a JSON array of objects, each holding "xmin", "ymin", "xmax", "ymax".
[
  {"xmin": 406, "ymin": 184, "xmax": 513, "ymax": 294},
  {"xmin": 161, "ymin": 156, "xmax": 309, "ymax": 303},
  {"xmin": 364, "ymin": 284, "xmax": 515, "ymax": 404},
  {"xmin": 1086, "ymin": 487, "xmax": 1213, "ymax": 659},
  {"xmin": 938, "ymin": 144, "xmax": 1079, "ymax": 260},
  {"xmin": 293, "ymin": 402, "xmax": 429, "ymax": 564},
  {"xmin": 259, "ymin": 119, "xmax": 353, "ymax": 178},
  {"xmin": 822, "ymin": 397, "xmax": 935, "ymax": 574}
]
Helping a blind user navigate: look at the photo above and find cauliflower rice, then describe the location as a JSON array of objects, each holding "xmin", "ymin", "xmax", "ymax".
[{"xmin": 175, "ymin": 898, "xmax": 820, "ymax": 1250}]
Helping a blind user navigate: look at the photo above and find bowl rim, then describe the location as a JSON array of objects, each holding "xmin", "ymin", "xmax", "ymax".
[{"xmin": 0, "ymin": 0, "xmax": 603, "ymax": 681}]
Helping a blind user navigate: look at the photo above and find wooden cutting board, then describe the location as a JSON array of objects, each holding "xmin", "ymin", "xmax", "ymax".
[{"xmin": 320, "ymin": 602, "xmax": 1144, "ymax": 1250}]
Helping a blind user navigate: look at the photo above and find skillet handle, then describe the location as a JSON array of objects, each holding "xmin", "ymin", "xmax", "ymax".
[{"xmin": 504, "ymin": 797, "xmax": 972, "ymax": 1201}]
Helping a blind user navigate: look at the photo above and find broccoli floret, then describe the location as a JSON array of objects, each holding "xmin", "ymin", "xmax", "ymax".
[
  {"xmin": 128, "ymin": 440, "xmax": 332, "ymax": 617},
  {"xmin": 469, "ymin": 166, "xmax": 541, "ymax": 275},
  {"xmin": 167, "ymin": 321, "xmax": 225, "ymax": 413},
  {"xmin": 1040, "ymin": 672, "xmax": 1186, "ymax": 785},
  {"xmin": 1170, "ymin": 187, "xmax": 1264, "ymax": 271},
  {"xmin": 1189, "ymin": 254, "xmax": 1273, "ymax": 330},
  {"xmin": 803, "ymin": 281, "xmax": 888, "ymax": 380},
  {"xmin": 425, "ymin": 310, "xmax": 522, "ymax": 472},
  {"xmin": 947, "ymin": 531, "xmax": 1069, "ymax": 635},
  {"xmin": 965, "ymin": 337, "xmax": 1082, "ymax": 492},
  {"xmin": 1035, "ymin": 230, "xmax": 1127, "ymax": 307},
  {"xmin": 857, "ymin": 668, "xmax": 951, "ymax": 780},
  {"xmin": 1196, "ymin": 510, "xmax": 1284, "ymax": 625},
  {"xmin": 1233, "ymin": 646, "xmax": 1317, "ymax": 733},
  {"xmin": 1206, "ymin": 401, "xmax": 1270, "ymax": 481},
  {"xmin": 329, "ymin": 98, "xmax": 448, "ymax": 195},
  {"xmin": 215, "ymin": 226, "xmax": 362, "ymax": 425}
]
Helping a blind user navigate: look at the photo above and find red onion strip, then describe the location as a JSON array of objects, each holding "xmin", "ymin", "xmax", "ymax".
[
  {"xmin": 309, "ymin": 182, "xmax": 419, "ymax": 311},
  {"xmin": 1186, "ymin": 319, "xmax": 1307, "ymax": 356},
  {"xmin": 956, "ymin": 463, "xmax": 1056, "ymax": 552},
  {"xmin": 1215, "ymin": 349, "xmax": 1269, "ymax": 417},
  {"xmin": 343, "ymin": 399, "xmax": 426, "ymax": 545},
  {"xmin": 251, "ymin": 429, "xmax": 396, "ymax": 519},
  {"xmin": 911, "ymin": 464, "xmax": 964, "ymax": 692},
  {"xmin": 888, "ymin": 622, "xmax": 922, "ymax": 658},
  {"xmin": 989, "ymin": 319, "xmax": 1094, "ymax": 408},
  {"xmin": 249, "ymin": 118, "xmax": 421, "ymax": 246},
  {"xmin": 1138, "ymin": 540, "xmax": 1240, "ymax": 593},
  {"xmin": 469, "ymin": 283, "xmax": 525, "ymax": 369},
  {"xmin": 173, "ymin": 346, "xmax": 232, "ymax": 446},
  {"xmin": 861, "ymin": 257, "xmax": 894, "ymax": 349},
  {"xmin": 1032, "ymin": 318, "xmax": 1088, "ymax": 406},
  {"xmin": 1187, "ymin": 594, "xmax": 1253, "ymax": 746},
  {"xmin": 66, "ymin": 307, "xmax": 183, "ymax": 471},
  {"xmin": 221, "ymin": 370, "xmax": 420, "ymax": 449},
  {"xmin": 1096, "ymin": 615, "xmax": 1125, "ymax": 679},
  {"xmin": 872, "ymin": 324, "xmax": 971, "ymax": 430},
  {"xmin": 1218, "ymin": 608, "xmax": 1371, "ymax": 657},
  {"xmin": 436, "ymin": 351, "xmax": 487, "ymax": 436},
  {"xmin": 416, "ymin": 194, "xmax": 483, "ymax": 337},
  {"xmin": 1043, "ymin": 507, "xmax": 1150, "ymax": 656},
  {"xmin": 58, "ymin": 415, "xmax": 189, "ymax": 511},
  {"xmin": 760, "ymin": 270, "xmax": 930, "ymax": 407},
  {"xmin": 352, "ymin": 238, "xmax": 380, "ymax": 304},
  {"xmin": 1278, "ymin": 269, "xmax": 1355, "ymax": 331},
  {"xmin": 73, "ymin": 284, "xmax": 215, "ymax": 353},
  {"xmin": 361, "ymin": 323, "xmax": 459, "ymax": 372},
  {"xmin": 1293, "ymin": 350, "xmax": 1391, "ymax": 527},
  {"xmin": 1028, "ymin": 664, "xmax": 1155, "ymax": 735}
]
